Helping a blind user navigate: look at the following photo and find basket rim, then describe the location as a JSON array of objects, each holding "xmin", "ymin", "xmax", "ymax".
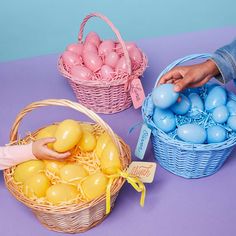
[{"xmin": 3, "ymin": 122, "xmax": 131, "ymax": 214}]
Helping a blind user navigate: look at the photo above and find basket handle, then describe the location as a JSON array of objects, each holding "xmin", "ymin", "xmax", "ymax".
[
  {"xmin": 78, "ymin": 12, "xmax": 132, "ymax": 75},
  {"xmin": 154, "ymin": 53, "xmax": 213, "ymax": 88},
  {"xmin": 10, "ymin": 99, "xmax": 123, "ymax": 156}
]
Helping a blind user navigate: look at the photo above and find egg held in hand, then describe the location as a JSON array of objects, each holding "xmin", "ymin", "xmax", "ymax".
[
  {"xmin": 53, "ymin": 119, "xmax": 82, "ymax": 153},
  {"xmin": 152, "ymin": 84, "xmax": 179, "ymax": 109}
]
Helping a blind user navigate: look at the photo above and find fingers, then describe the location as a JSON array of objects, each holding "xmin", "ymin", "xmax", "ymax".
[
  {"xmin": 174, "ymin": 74, "xmax": 193, "ymax": 92},
  {"xmin": 42, "ymin": 147, "xmax": 71, "ymax": 160},
  {"xmin": 37, "ymin": 137, "xmax": 56, "ymax": 145},
  {"xmin": 158, "ymin": 69, "xmax": 183, "ymax": 85}
]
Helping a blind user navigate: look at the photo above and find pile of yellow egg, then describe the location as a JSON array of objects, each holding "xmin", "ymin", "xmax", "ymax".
[{"xmin": 13, "ymin": 119, "xmax": 122, "ymax": 205}]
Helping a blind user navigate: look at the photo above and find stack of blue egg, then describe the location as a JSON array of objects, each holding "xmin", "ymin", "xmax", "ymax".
[{"xmin": 151, "ymin": 83, "xmax": 236, "ymax": 144}]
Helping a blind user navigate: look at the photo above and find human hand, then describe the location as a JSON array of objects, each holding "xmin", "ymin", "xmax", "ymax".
[
  {"xmin": 158, "ymin": 60, "xmax": 219, "ymax": 92},
  {"xmin": 32, "ymin": 138, "xmax": 70, "ymax": 161}
]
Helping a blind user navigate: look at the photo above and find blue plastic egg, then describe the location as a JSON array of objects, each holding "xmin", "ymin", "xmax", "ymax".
[
  {"xmin": 206, "ymin": 83, "xmax": 218, "ymax": 93},
  {"xmin": 207, "ymin": 126, "xmax": 226, "ymax": 143},
  {"xmin": 183, "ymin": 87, "xmax": 200, "ymax": 96},
  {"xmin": 152, "ymin": 84, "xmax": 179, "ymax": 109},
  {"xmin": 177, "ymin": 124, "xmax": 207, "ymax": 144},
  {"xmin": 205, "ymin": 86, "xmax": 227, "ymax": 111},
  {"xmin": 188, "ymin": 93, "xmax": 204, "ymax": 117},
  {"xmin": 170, "ymin": 94, "xmax": 191, "ymax": 115},
  {"xmin": 212, "ymin": 105, "xmax": 229, "ymax": 124},
  {"xmin": 153, "ymin": 107, "xmax": 176, "ymax": 133},
  {"xmin": 227, "ymin": 116, "xmax": 236, "ymax": 131},
  {"xmin": 226, "ymin": 100, "xmax": 236, "ymax": 116}
]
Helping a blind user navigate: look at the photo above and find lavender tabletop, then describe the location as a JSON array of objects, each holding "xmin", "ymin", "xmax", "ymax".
[{"xmin": 1, "ymin": 27, "xmax": 236, "ymax": 236}]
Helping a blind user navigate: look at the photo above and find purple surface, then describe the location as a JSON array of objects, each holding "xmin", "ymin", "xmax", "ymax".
[{"xmin": 1, "ymin": 27, "xmax": 236, "ymax": 236}]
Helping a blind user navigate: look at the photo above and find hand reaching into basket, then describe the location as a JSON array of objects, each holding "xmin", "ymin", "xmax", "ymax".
[
  {"xmin": 0, "ymin": 138, "xmax": 70, "ymax": 170},
  {"xmin": 159, "ymin": 60, "xmax": 220, "ymax": 92},
  {"xmin": 159, "ymin": 39, "xmax": 236, "ymax": 92},
  {"xmin": 32, "ymin": 138, "xmax": 71, "ymax": 161}
]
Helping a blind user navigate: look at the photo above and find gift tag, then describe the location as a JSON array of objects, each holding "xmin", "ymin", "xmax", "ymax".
[
  {"xmin": 130, "ymin": 78, "xmax": 145, "ymax": 109},
  {"xmin": 135, "ymin": 123, "xmax": 151, "ymax": 160},
  {"xmin": 127, "ymin": 161, "xmax": 157, "ymax": 183}
]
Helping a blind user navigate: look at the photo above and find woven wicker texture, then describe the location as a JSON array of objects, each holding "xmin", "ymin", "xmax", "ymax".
[
  {"xmin": 4, "ymin": 99, "xmax": 131, "ymax": 233},
  {"xmin": 58, "ymin": 12, "xmax": 148, "ymax": 114},
  {"xmin": 142, "ymin": 53, "xmax": 236, "ymax": 179}
]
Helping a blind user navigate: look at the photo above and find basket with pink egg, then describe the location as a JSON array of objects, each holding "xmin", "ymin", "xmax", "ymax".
[{"xmin": 58, "ymin": 12, "xmax": 148, "ymax": 114}]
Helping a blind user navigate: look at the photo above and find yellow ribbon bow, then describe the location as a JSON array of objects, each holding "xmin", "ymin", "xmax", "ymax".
[{"xmin": 105, "ymin": 169, "xmax": 146, "ymax": 214}]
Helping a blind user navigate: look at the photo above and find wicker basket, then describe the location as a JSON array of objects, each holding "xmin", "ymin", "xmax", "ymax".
[
  {"xmin": 58, "ymin": 12, "xmax": 148, "ymax": 114},
  {"xmin": 142, "ymin": 53, "xmax": 236, "ymax": 179},
  {"xmin": 4, "ymin": 99, "xmax": 132, "ymax": 233}
]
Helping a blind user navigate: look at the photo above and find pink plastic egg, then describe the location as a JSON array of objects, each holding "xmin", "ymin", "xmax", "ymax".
[
  {"xmin": 100, "ymin": 65, "xmax": 114, "ymax": 80},
  {"xmin": 83, "ymin": 42, "xmax": 98, "ymax": 54},
  {"xmin": 85, "ymin": 32, "xmax": 101, "ymax": 48},
  {"xmin": 104, "ymin": 51, "xmax": 119, "ymax": 68},
  {"xmin": 66, "ymin": 43, "xmax": 83, "ymax": 56},
  {"xmin": 83, "ymin": 52, "xmax": 103, "ymax": 72},
  {"xmin": 129, "ymin": 47, "xmax": 142, "ymax": 67},
  {"xmin": 116, "ymin": 42, "xmax": 137, "ymax": 54},
  {"xmin": 115, "ymin": 56, "xmax": 129, "ymax": 73},
  {"xmin": 71, "ymin": 65, "xmax": 92, "ymax": 81},
  {"xmin": 98, "ymin": 40, "xmax": 115, "ymax": 57},
  {"xmin": 126, "ymin": 42, "xmax": 137, "ymax": 52},
  {"xmin": 62, "ymin": 51, "xmax": 82, "ymax": 67}
]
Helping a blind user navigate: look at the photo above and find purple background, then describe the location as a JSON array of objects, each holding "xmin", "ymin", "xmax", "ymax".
[{"xmin": 1, "ymin": 28, "xmax": 236, "ymax": 236}]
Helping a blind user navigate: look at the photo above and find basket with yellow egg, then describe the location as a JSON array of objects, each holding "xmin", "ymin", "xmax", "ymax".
[{"xmin": 4, "ymin": 99, "xmax": 145, "ymax": 233}]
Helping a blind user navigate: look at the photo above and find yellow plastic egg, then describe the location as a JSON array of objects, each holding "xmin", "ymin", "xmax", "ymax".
[
  {"xmin": 100, "ymin": 141, "xmax": 121, "ymax": 175},
  {"xmin": 80, "ymin": 123, "xmax": 94, "ymax": 132},
  {"xmin": 35, "ymin": 124, "xmax": 57, "ymax": 148},
  {"xmin": 81, "ymin": 172, "xmax": 108, "ymax": 200},
  {"xmin": 59, "ymin": 163, "xmax": 88, "ymax": 185},
  {"xmin": 94, "ymin": 132, "xmax": 112, "ymax": 158},
  {"xmin": 13, "ymin": 160, "xmax": 45, "ymax": 183},
  {"xmin": 79, "ymin": 131, "xmax": 97, "ymax": 152},
  {"xmin": 53, "ymin": 119, "xmax": 82, "ymax": 153},
  {"xmin": 23, "ymin": 173, "xmax": 51, "ymax": 198},
  {"xmin": 44, "ymin": 160, "xmax": 66, "ymax": 176},
  {"xmin": 46, "ymin": 183, "xmax": 78, "ymax": 204}
]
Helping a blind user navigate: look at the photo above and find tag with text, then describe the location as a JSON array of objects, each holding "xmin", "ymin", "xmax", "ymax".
[
  {"xmin": 135, "ymin": 123, "xmax": 151, "ymax": 160},
  {"xmin": 127, "ymin": 161, "xmax": 157, "ymax": 183},
  {"xmin": 130, "ymin": 78, "xmax": 145, "ymax": 109}
]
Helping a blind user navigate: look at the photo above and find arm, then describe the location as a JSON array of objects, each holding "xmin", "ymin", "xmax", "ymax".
[
  {"xmin": 0, "ymin": 138, "xmax": 70, "ymax": 170},
  {"xmin": 0, "ymin": 143, "xmax": 36, "ymax": 170},
  {"xmin": 211, "ymin": 39, "xmax": 236, "ymax": 83},
  {"xmin": 159, "ymin": 39, "xmax": 236, "ymax": 91}
]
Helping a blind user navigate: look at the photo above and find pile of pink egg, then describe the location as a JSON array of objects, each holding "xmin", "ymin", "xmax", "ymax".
[{"xmin": 61, "ymin": 32, "xmax": 143, "ymax": 82}]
